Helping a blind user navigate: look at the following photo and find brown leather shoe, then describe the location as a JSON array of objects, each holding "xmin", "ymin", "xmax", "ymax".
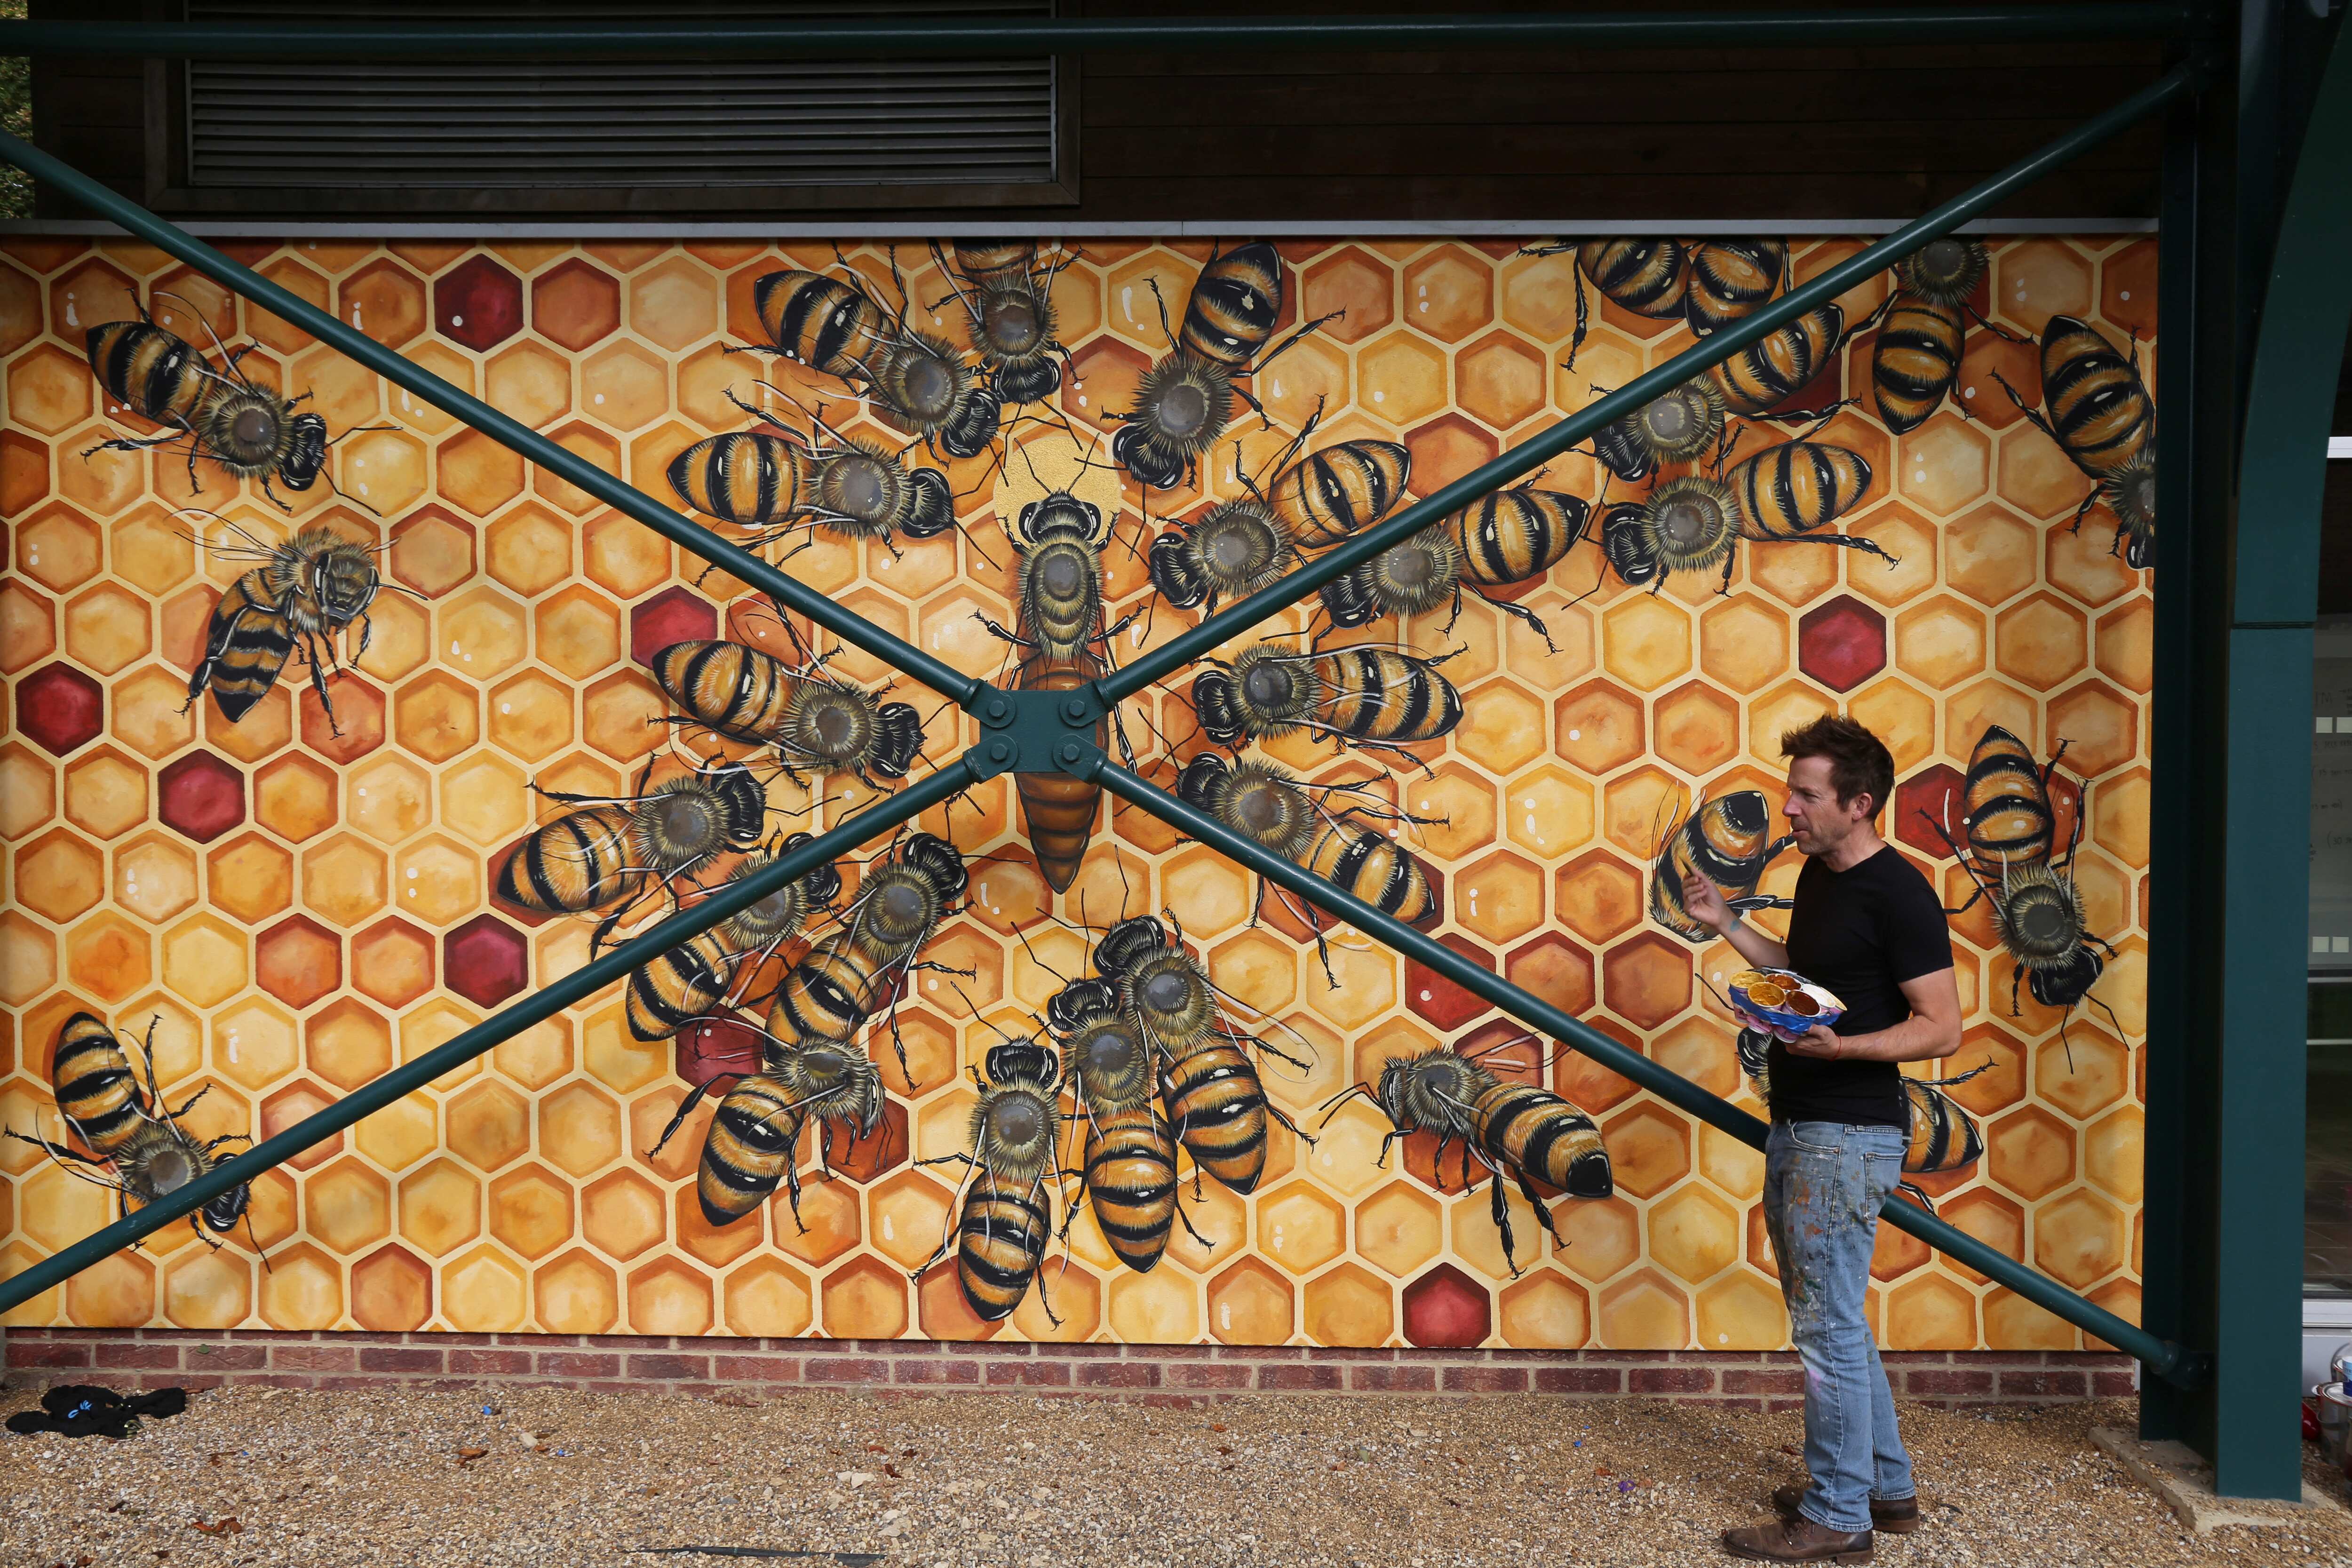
[
  {"xmin": 1721, "ymin": 1512, "xmax": 1875, "ymax": 1563},
  {"xmin": 1771, "ymin": 1483, "xmax": 1921, "ymax": 1535}
]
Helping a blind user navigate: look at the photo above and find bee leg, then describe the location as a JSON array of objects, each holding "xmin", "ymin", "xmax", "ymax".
[
  {"xmin": 170, "ymin": 1083, "xmax": 213, "ymax": 1122},
  {"xmin": 1489, "ymin": 1170, "xmax": 1524, "ymax": 1277},
  {"xmin": 1515, "ymin": 1164, "xmax": 1565, "ymax": 1248},
  {"xmin": 652, "ymin": 1076, "xmax": 731, "ymax": 1157},
  {"xmin": 1173, "ymin": 1188, "xmax": 1213, "ymax": 1247},
  {"xmin": 2009, "ymin": 963, "xmax": 2025, "ymax": 1018},
  {"xmin": 1374, "ymin": 1130, "xmax": 1401, "ymax": 1170},
  {"xmin": 1719, "ymin": 546, "xmax": 1738, "ymax": 596},
  {"xmin": 1471, "ymin": 587, "xmax": 1561, "ymax": 655},
  {"xmin": 1566, "ymin": 269, "xmax": 1589, "ymax": 372}
]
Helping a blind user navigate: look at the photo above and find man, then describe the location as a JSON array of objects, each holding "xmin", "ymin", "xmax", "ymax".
[{"xmin": 1682, "ymin": 715, "xmax": 1963, "ymax": 1564}]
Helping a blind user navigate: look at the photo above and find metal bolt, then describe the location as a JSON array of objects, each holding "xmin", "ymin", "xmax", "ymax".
[
  {"xmin": 986, "ymin": 738, "xmax": 1014, "ymax": 764},
  {"xmin": 1061, "ymin": 697, "xmax": 1089, "ymax": 723},
  {"xmin": 984, "ymin": 695, "xmax": 1012, "ymax": 723},
  {"xmin": 1057, "ymin": 740, "xmax": 1084, "ymax": 766}
]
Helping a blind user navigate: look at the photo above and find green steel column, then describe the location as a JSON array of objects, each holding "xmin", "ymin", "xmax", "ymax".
[{"xmin": 2202, "ymin": 9, "xmax": 2352, "ymax": 1498}]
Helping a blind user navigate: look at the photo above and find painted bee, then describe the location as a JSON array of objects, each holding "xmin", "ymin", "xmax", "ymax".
[
  {"xmin": 765, "ymin": 831, "xmax": 970, "ymax": 1078},
  {"xmin": 1706, "ymin": 303, "xmax": 1847, "ymax": 417},
  {"xmin": 666, "ymin": 389, "xmax": 955, "ymax": 554},
  {"xmin": 1192, "ymin": 639, "xmax": 1464, "ymax": 766},
  {"xmin": 185, "ymin": 517, "xmax": 393, "ymax": 737},
  {"xmin": 1597, "ymin": 442, "xmax": 1890, "ymax": 595},
  {"xmin": 1049, "ymin": 976, "xmax": 1192, "ymax": 1272},
  {"xmin": 933, "ymin": 239, "xmax": 1074, "ymax": 404},
  {"xmin": 4, "ymin": 1013, "xmax": 255, "ymax": 1252},
  {"xmin": 1112, "ymin": 242, "xmax": 1340, "ymax": 490},
  {"xmin": 652, "ymin": 638, "xmax": 926, "ymax": 789},
  {"xmin": 916, "ymin": 1036, "xmax": 1066, "ymax": 1322},
  {"xmin": 84, "ymin": 297, "xmax": 381, "ymax": 512},
  {"xmin": 1316, "ymin": 487, "xmax": 1589, "ymax": 650},
  {"xmin": 1734, "ymin": 1027, "xmax": 1986, "ymax": 1208},
  {"xmin": 748, "ymin": 259, "xmax": 1000, "ymax": 460},
  {"xmin": 1862, "ymin": 237, "xmax": 1991, "ymax": 434},
  {"xmin": 1685, "ymin": 240, "xmax": 1788, "ymax": 337},
  {"xmin": 496, "ymin": 757, "xmax": 771, "ymax": 955},
  {"xmin": 1994, "ymin": 314, "xmax": 2155, "ymax": 568},
  {"xmin": 1917, "ymin": 726, "xmax": 2123, "ymax": 1054},
  {"xmin": 1091, "ymin": 913, "xmax": 1308, "ymax": 1198},
  {"xmin": 1585, "ymin": 379, "xmax": 1726, "ymax": 487},
  {"xmin": 1648, "ymin": 789, "xmax": 1797, "ymax": 942},
  {"xmin": 622, "ymin": 836, "xmax": 844, "ymax": 1044},
  {"xmin": 1526, "ymin": 239, "xmax": 1782, "ymax": 366},
  {"xmin": 675, "ymin": 1043, "xmax": 887, "ymax": 1231},
  {"xmin": 1175, "ymin": 753, "xmax": 1440, "ymax": 978},
  {"xmin": 1322, "ymin": 1041, "xmax": 1610, "ymax": 1274},
  {"xmin": 1146, "ymin": 424, "xmax": 1408, "ymax": 612}
]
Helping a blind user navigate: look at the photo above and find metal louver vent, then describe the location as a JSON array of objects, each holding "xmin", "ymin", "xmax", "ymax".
[{"xmin": 183, "ymin": 0, "xmax": 1058, "ymax": 192}]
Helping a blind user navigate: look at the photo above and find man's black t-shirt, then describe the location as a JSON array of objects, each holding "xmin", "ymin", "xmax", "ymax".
[{"xmin": 1768, "ymin": 844, "xmax": 1954, "ymax": 1129}]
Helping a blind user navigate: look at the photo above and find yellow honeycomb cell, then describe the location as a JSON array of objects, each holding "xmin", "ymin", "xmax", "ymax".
[
  {"xmin": 1598, "ymin": 1266, "xmax": 1691, "ymax": 1350},
  {"xmin": 536, "ymin": 1249, "xmax": 620, "ymax": 1334},
  {"xmin": 580, "ymin": 1168, "xmax": 667, "ymax": 1260},
  {"xmin": 2034, "ymin": 1187, "xmax": 2125, "ymax": 1290},
  {"xmin": 819, "ymin": 1255, "xmax": 906, "ymax": 1339},
  {"xmin": 393, "ymin": 672, "xmax": 481, "ymax": 764},
  {"xmin": 353, "ymin": 1088, "xmax": 440, "ymax": 1174},
  {"xmin": 1455, "ymin": 331, "xmax": 1548, "ymax": 430},
  {"xmin": 441, "ymin": 1244, "xmax": 529, "ymax": 1332},
  {"xmin": 207, "ymin": 832, "xmax": 294, "ymax": 925},
  {"xmin": 1696, "ymin": 596, "xmax": 1790, "ymax": 694},
  {"xmin": 1408, "ymin": 764, "xmax": 1498, "ymax": 861},
  {"xmin": 391, "ymin": 834, "xmax": 483, "ymax": 926},
  {"xmin": 446, "ymin": 1079, "xmax": 529, "ymax": 1172},
  {"xmin": 1993, "ymin": 241, "xmax": 2093, "ymax": 337},
  {"xmin": 485, "ymin": 341, "xmax": 572, "ymax": 430},
  {"xmin": 63, "ymin": 584, "xmax": 152, "ymax": 676},
  {"xmin": 1649, "ymin": 1182, "xmax": 1740, "ymax": 1286},
  {"xmin": 1105, "ymin": 1265, "xmax": 1200, "ymax": 1343},
  {"xmin": 65, "ymin": 1251, "xmax": 156, "ymax": 1329},
  {"xmin": 213, "ymin": 995, "xmax": 299, "ymax": 1091},
  {"xmin": 163, "ymin": 1246, "xmax": 252, "ymax": 1331},
  {"xmin": 488, "ymin": 1166, "xmax": 574, "ymax": 1260},
  {"xmin": 1162, "ymin": 844, "xmax": 1253, "ymax": 939},
  {"xmin": 159, "ymin": 913, "xmax": 248, "ymax": 1010},
  {"xmin": 1356, "ymin": 329, "xmax": 1450, "ymax": 428},
  {"xmin": 483, "ymin": 505, "xmax": 574, "ymax": 597},
  {"xmin": 1250, "ymin": 1180, "xmax": 1342, "ymax": 1275},
  {"xmin": 1504, "ymin": 764, "xmax": 1597, "ymax": 860},
  {"xmin": 304, "ymin": 1156, "xmax": 392, "ymax": 1255},
  {"xmin": 16, "ymin": 828, "xmax": 104, "ymax": 925},
  {"xmin": 1848, "ymin": 676, "xmax": 1938, "ymax": 774},
  {"xmin": 114, "ymin": 833, "xmax": 199, "ymax": 925},
  {"xmin": 1208, "ymin": 1257, "xmax": 1295, "ymax": 1345},
  {"xmin": 723, "ymin": 1255, "xmax": 815, "ymax": 1338},
  {"xmin": 1209, "ymin": 930, "xmax": 1298, "ymax": 1018},
  {"xmin": 1695, "ymin": 1272, "xmax": 1786, "ymax": 1351},
  {"xmin": 110, "ymin": 664, "xmax": 197, "ymax": 762},
  {"xmin": 57, "ymin": 749, "xmax": 140, "ymax": 842}
]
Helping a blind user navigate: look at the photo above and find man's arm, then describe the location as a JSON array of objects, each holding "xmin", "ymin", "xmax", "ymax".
[
  {"xmin": 1681, "ymin": 868, "xmax": 1789, "ymax": 970},
  {"xmin": 1783, "ymin": 967, "xmax": 1963, "ymax": 1064}
]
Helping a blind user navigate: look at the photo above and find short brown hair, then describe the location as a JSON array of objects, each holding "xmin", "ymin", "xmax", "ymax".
[{"xmin": 1780, "ymin": 715, "xmax": 1895, "ymax": 818}]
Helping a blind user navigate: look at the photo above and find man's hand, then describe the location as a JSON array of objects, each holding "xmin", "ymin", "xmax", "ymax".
[
  {"xmin": 1680, "ymin": 869, "xmax": 1731, "ymax": 934},
  {"xmin": 1781, "ymin": 1025, "xmax": 1844, "ymax": 1059}
]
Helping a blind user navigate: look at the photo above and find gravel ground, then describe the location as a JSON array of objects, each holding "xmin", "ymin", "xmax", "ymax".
[{"xmin": 1, "ymin": 1385, "xmax": 2347, "ymax": 1568}]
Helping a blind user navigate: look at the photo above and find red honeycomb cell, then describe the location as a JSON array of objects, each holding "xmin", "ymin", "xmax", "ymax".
[
  {"xmin": 17, "ymin": 663, "xmax": 103, "ymax": 755},
  {"xmin": 1404, "ymin": 932, "xmax": 1497, "ymax": 1033},
  {"xmin": 435, "ymin": 255, "xmax": 524, "ymax": 351},
  {"xmin": 1796, "ymin": 595, "xmax": 1888, "ymax": 693},
  {"xmin": 1402, "ymin": 1261, "xmax": 1492, "ymax": 1348},
  {"xmin": 628, "ymin": 585, "xmax": 719, "ymax": 669},
  {"xmin": 257, "ymin": 915, "xmax": 342, "ymax": 1010},
  {"xmin": 1894, "ymin": 764, "xmax": 1966, "ymax": 859},
  {"xmin": 532, "ymin": 259, "xmax": 623, "ymax": 352},
  {"xmin": 157, "ymin": 751, "xmax": 246, "ymax": 843},
  {"xmin": 444, "ymin": 914, "xmax": 529, "ymax": 1009},
  {"xmin": 677, "ymin": 1017, "xmax": 767, "ymax": 1090}
]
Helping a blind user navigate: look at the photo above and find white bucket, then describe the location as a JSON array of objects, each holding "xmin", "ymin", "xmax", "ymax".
[{"xmin": 2319, "ymin": 1384, "xmax": 2352, "ymax": 1469}]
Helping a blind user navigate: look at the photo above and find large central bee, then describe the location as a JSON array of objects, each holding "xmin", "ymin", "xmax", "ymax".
[
  {"xmin": 622, "ymin": 837, "xmax": 843, "ymax": 1044},
  {"xmin": 1917, "ymin": 726, "xmax": 2123, "ymax": 1055},
  {"xmin": 652, "ymin": 638, "xmax": 926, "ymax": 789},
  {"xmin": 184, "ymin": 516, "xmax": 398, "ymax": 737},
  {"xmin": 495, "ymin": 757, "xmax": 771, "ymax": 955},
  {"xmin": 747, "ymin": 257, "xmax": 1000, "ymax": 460},
  {"xmin": 1648, "ymin": 789, "xmax": 1796, "ymax": 942},
  {"xmin": 917, "ymin": 1036, "xmax": 1067, "ymax": 1322},
  {"xmin": 1994, "ymin": 314, "xmax": 2155, "ymax": 568},
  {"xmin": 5, "ymin": 1013, "xmax": 256, "ymax": 1253},
  {"xmin": 1315, "ymin": 487, "xmax": 1589, "ymax": 651},
  {"xmin": 1049, "ymin": 976, "xmax": 1194, "ymax": 1272},
  {"xmin": 1322, "ymin": 1040, "xmax": 1610, "ymax": 1273},
  {"xmin": 1175, "ymin": 754, "xmax": 1439, "ymax": 979},
  {"xmin": 85, "ymin": 296, "xmax": 384, "ymax": 512},
  {"xmin": 667, "ymin": 389, "xmax": 956, "ymax": 555},
  {"xmin": 933, "ymin": 240, "xmax": 1074, "ymax": 405},
  {"xmin": 1147, "ymin": 426, "xmax": 1410, "ymax": 613},
  {"xmin": 1192, "ymin": 638, "xmax": 1465, "ymax": 768},
  {"xmin": 1112, "ymin": 242, "xmax": 1340, "ymax": 490},
  {"xmin": 1597, "ymin": 439, "xmax": 1891, "ymax": 595}
]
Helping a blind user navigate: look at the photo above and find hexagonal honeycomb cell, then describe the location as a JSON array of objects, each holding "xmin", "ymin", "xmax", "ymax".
[{"xmin": 0, "ymin": 235, "xmax": 2144, "ymax": 1353}]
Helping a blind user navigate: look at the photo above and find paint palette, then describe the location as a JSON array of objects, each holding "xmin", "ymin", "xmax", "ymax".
[{"xmin": 1728, "ymin": 968, "xmax": 1847, "ymax": 1042}]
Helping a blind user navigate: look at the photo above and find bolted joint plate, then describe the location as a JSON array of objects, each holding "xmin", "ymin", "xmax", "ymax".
[{"xmin": 963, "ymin": 683, "xmax": 1111, "ymax": 780}]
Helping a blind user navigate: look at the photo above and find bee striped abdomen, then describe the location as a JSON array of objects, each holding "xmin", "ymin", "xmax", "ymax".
[
  {"xmin": 1179, "ymin": 243, "xmax": 1284, "ymax": 368},
  {"xmin": 697, "ymin": 1075, "xmax": 805, "ymax": 1226},
  {"xmin": 1323, "ymin": 649, "xmax": 1460, "ymax": 743},
  {"xmin": 2040, "ymin": 316, "xmax": 2152, "ymax": 476},
  {"xmin": 668, "ymin": 432, "xmax": 795, "ymax": 525},
  {"xmin": 768, "ymin": 938, "xmax": 883, "ymax": 1044},
  {"xmin": 1711, "ymin": 305, "xmax": 1843, "ymax": 414},
  {"xmin": 1084, "ymin": 1106, "xmax": 1179, "ymax": 1272},
  {"xmin": 1963, "ymin": 726, "xmax": 2053, "ymax": 866},
  {"xmin": 1305, "ymin": 822, "xmax": 1438, "ymax": 925},
  {"xmin": 958, "ymin": 1174, "xmax": 1051, "ymax": 1320},
  {"xmin": 626, "ymin": 929, "xmax": 731, "ymax": 1043},
  {"xmin": 1901, "ymin": 1079, "xmax": 1985, "ymax": 1174},
  {"xmin": 51, "ymin": 1013, "xmax": 144, "ymax": 1156},
  {"xmin": 651, "ymin": 640, "xmax": 795, "ymax": 743},
  {"xmin": 1579, "ymin": 240, "xmax": 1687, "ymax": 317},
  {"xmin": 88, "ymin": 322, "xmax": 202, "ymax": 426},
  {"xmin": 1451, "ymin": 488, "xmax": 1587, "ymax": 585},
  {"xmin": 953, "ymin": 241, "xmax": 1033, "ymax": 285},
  {"xmin": 1274, "ymin": 440, "xmax": 1411, "ymax": 549},
  {"xmin": 192, "ymin": 572, "xmax": 296, "ymax": 722},
  {"xmin": 1872, "ymin": 296, "xmax": 1964, "ymax": 433},
  {"xmin": 1475, "ymin": 1081, "xmax": 1612, "ymax": 1199},
  {"xmin": 754, "ymin": 271, "xmax": 881, "ymax": 379},
  {"xmin": 1160, "ymin": 1040, "xmax": 1269, "ymax": 1194},
  {"xmin": 1687, "ymin": 241, "xmax": 1784, "ymax": 336},
  {"xmin": 1014, "ymin": 654, "xmax": 1104, "ymax": 894},
  {"xmin": 1729, "ymin": 442, "xmax": 1872, "ymax": 536},
  {"xmin": 497, "ymin": 805, "xmax": 644, "ymax": 913}
]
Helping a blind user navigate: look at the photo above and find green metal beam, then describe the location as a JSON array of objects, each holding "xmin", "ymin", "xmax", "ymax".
[
  {"xmin": 0, "ymin": 128, "xmax": 982, "ymax": 711},
  {"xmin": 1092, "ymin": 755, "xmax": 2201, "ymax": 1385},
  {"xmin": 2201, "ymin": 8, "xmax": 2352, "ymax": 1499},
  {"xmin": 0, "ymin": 760, "xmax": 976, "ymax": 1318},
  {"xmin": 1098, "ymin": 62, "xmax": 2197, "ymax": 706},
  {"xmin": 0, "ymin": 8, "xmax": 2191, "ymax": 58}
]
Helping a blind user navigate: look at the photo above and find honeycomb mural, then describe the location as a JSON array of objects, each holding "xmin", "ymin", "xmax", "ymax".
[{"xmin": 0, "ymin": 235, "xmax": 2152, "ymax": 1351}]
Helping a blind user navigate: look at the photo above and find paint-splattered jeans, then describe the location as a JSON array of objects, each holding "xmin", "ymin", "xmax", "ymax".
[{"xmin": 1764, "ymin": 1119, "xmax": 1916, "ymax": 1534}]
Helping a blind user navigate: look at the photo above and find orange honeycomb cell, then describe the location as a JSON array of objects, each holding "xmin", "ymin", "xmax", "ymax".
[
  {"xmin": 1357, "ymin": 329, "xmax": 1449, "ymax": 428},
  {"xmin": 581, "ymin": 340, "xmax": 670, "ymax": 431},
  {"xmin": 0, "ymin": 581, "xmax": 56, "ymax": 674},
  {"xmin": 1653, "ymin": 681, "xmax": 1741, "ymax": 776},
  {"xmin": 114, "ymin": 833, "xmax": 199, "ymax": 925},
  {"xmin": 1209, "ymin": 1257, "xmax": 1297, "ymax": 1345},
  {"xmin": 63, "ymin": 585, "xmax": 152, "ymax": 676},
  {"xmin": 1597, "ymin": 1266, "xmax": 1691, "ymax": 1351},
  {"xmin": 488, "ymin": 1165, "xmax": 576, "ymax": 1260},
  {"xmin": 8, "ymin": 344, "xmax": 93, "ymax": 437},
  {"xmin": 1456, "ymin": 851, "xmax": 1544, "ymax": 947},
  {"xmin": 1987, "ymin": 1104, "xmax": 2077, "ymax": 1201},
  {"xmin": 1504, "ymin": 764, "xmax": 1597, "ymax": 860},
  {"xmin": 536, "ymin": 1248, "xmax": 620, "ymax": 1334},
  {"xmin": 1601, "ymin": 594, "xmax": 1693, "ymax": 692},
  {"xmin": 1601, "ymin": 1103, "xmax": 1692, "ymax": 1200},
  {"xmin": 254, "ymin": 914, "xmax": 340, "ymax": 1010},
  {"xmin": 1456, "ymin": 331, "xmax": 1549, "ymax": 431},
  {"xmin": 1992, "ymin": 241, "xmax": 2093, "ymax": 338},
  {"xmin": 446, "ymin": 1079, "xmax": 529, "ymax": 1172},
  {"xmin": 1993, "ymin": 591, "xmax": 2088, "ymax": 690},
  {"xmin": 1603, "ymin": 933, "xmax": 1693, "ymax": 1032},
  {"xmin": 64, "ymin": 911, "xmax": 151, "ymax": 1003},
  {"xmin": 354, "ymin": 1088, "xmax": 439, "ymax": 1173},
  {"xmin": 304, "ymin": 1157, "xmax": 392, "ymax": 1255},
  {"xmin": 1891, "ymin": 594, "xmax": 1987, "ymax": 689},
  {"xmin": 16, "ymin": 828, "xmax": 104, "ymax": 925},
  {"xmin": 2034, "ymin": 1187, "xmax": 2126, "ymax": 1290}
]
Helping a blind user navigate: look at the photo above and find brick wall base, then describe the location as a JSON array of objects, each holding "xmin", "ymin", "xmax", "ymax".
[{"xmin": 0, "ymin": 1329, "xmax": 2136, "ymax": 1410}]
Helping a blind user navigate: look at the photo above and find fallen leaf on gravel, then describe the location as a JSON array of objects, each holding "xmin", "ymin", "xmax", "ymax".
[
  {"xmin": 457, "ymin": 1447, "xmax": 489, "ymax": 1466},
  {"xmin": 1210, "ymin": 1423, "xmax": 1228, "ymax": 1433},
  {"xmin": 1216, "ymin": 1446, "xmax": 1233, "ymax": 1456},
  {"xmin": 1594, "ymin": 1465, "xmax": 1613, "ymax": 1477},
  {"xmin": 188, "ymin": 1519, "xmax": 241, "ymax": 1536},
  {"xmin": 865, "ymin": 1443, "xmax": 888, "ymax": 1453},
  {"xmin": 882, "ymin": 1464, "xmax": 901, "ymax": 1478}
]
